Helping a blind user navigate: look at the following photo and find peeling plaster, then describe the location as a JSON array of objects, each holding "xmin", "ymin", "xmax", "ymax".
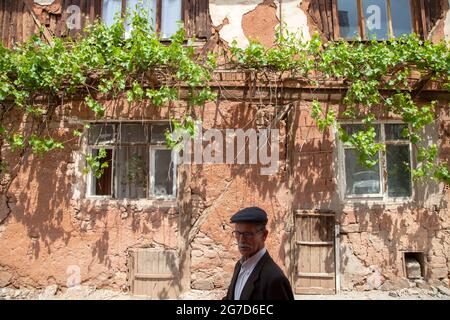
[
  {"xmin": 209, "ymin": 0, "xmax": 310, "ymax": 48},
  {"xmin": 210, "ymin": 0, "xmax": 263, "ymax": 48},
  {"xmin": 274, "ymin": 0, "xmax": 310, "ymax": 41}
]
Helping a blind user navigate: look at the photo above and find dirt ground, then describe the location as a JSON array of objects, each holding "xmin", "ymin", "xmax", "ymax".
[{"xmin": 0, "ymin": 286, "xmax": 449, "ymax": 300}]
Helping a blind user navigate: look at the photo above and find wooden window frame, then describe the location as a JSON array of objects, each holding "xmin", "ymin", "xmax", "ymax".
[
  {"xmin": 334, "ymin": 0, "xmax": 419, "ymax": 40},
  {"xmin": 88, "ymin": 146, "xmax": 115, "ymax": 198},
  {"xmin": 149, "ymin": 145, "xmax": 177, "ymax": 199},
  {"xmin": 86, "ymin": 121, "xmax": 177, "ymax": 200},
  {"xmin": 101, "ymin": 0, "xmax": 184, "ymax": 35},
  {"xmin": 338, "ymin": 121, "xmax": 414, "ymax": 202}
]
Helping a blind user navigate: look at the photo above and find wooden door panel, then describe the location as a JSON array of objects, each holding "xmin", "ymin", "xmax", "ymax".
[{"xmin": 294, "ymin": 211, "xmax": 336, "ymax": 295}]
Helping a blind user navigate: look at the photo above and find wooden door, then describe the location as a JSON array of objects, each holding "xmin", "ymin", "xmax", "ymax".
[
  {"xmin": 294, "ymin": 210, "xmax": 336, "ymax": 294},
  {"xmin": 128, "ymin": 248, "xmax": 180, "ymax": 298}
]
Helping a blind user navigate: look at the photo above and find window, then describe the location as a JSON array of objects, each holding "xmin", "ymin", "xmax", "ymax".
[
  {"xmin": 101, "ymin": 0, "xmax": 183, "ymax": 38},
  {"xmin": 87, "ymin": 122, "xmax": 177, "ymax": 199},
  {"xmin": 340, "ymin": 123, "xmax": 412, "ymax": 199},
  {"xmin": 337, "ymin": 0, "xmax": 414, "ymax": 39}
]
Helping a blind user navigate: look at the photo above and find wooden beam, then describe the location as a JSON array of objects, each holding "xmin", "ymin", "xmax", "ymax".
[
  {"xmin": 357, "ymin": 0, "xmax": 365, "ymax": 39},
  {"xmin": 411, "ymin": 73, "xmax": 433, "ymax": 99},
  {"xmin": 297, "ymin": 272, "xmax": 335, "ymax": 278},
  {"xmin": 419, "ymin": 0, "xmax": 428, "ymax": 39},
  {"xmin": 387, "ymin": 0, "xmax": 393, "ymax": 37},
  {"xmin": 331, "ymin": 0, "xmax": 340, "ymax": 40},
  {"xmin": 296, "ymin": 241, "xmax": 334, "ymax": 246},
  {"xmin": 134, "ymin": 273, "xmax": 175, "ymax": 280},
  {"xmin": 295, "ymin": 287, "xmax": 336, "ymax": 295}
]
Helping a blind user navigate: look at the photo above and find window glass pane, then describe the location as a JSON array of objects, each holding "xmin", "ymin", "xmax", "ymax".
[
  {"xmin": 391, "ymin": 0, "xmax": 413, "ymax": 37},
  {"xmin": 337, "ymin": 0, "xmax": 360, "ymax": 39},
  {"xmin": 386, "ymin": 144, "xmax": 411, "ymax": 197},
  {"xmin": 88, "ymin": 124, "xmax": 115, "ymax": 145},
  {"xmin": 91, "ymin": 149, "xmax": 113, "ymax": 196},
  {"xmin": 151, "ymin": 124, "xmax": 170, "ymax": 143},
  {"xmin": 161, "ymin": 0, "xmax": 182, "ymax": 39},
  {"xmin": 345, "ymin": 149, "xmax": 381, "ymax": 195},
  {"xmin": 102, "ymin": 0, "xmax": 122, "ymax": 28},
  {"xmin": 119, "ymin": 123, "xmax": 148, "ymax": 143},
  {"xmin": 126, "ymin": 0, "xmax": 157, "ymax": 34},
  {"xmin": 385, "ymin": 124, "xmax": 408, "ymax": 140},
  {"xmin": 153, "ymin": 149, "xmax": 174, "ymax": 196},
  {"xmin": 341, "ymin": 124, "xmax": 381, "ymax": 142},
  {"xmin": 362, "ymin": 0, "xmax": 389, "ymax": 39},
  {"xmin": 116, "ymin": 146, "xmax": 149, "ymax": 199}
]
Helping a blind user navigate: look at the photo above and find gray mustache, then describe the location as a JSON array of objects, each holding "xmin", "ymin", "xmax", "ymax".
[{"xmin": 239, "ymin": 244, "xmax": 251, "ymax": 249}]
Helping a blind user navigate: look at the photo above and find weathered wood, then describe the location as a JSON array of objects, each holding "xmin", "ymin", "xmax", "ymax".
[
  {"xmin": 357, "ymin": 0, "xmax": 365, "ymax": 39},
  {"xmin": 2, "ymin": 0, "xmax": 11, "ymax": 47},
  {"xmin": 296, "ymin": 241, "xmax": 334, "ymax": 246},
  {"xmin": 419, "ymin": 0, "xmax": 428, "ymax": 39},
  {"xmin": 295, "ymin": 287, "xmax": 335, "ymax": 295},
  {"xmin": 156, "ymin": 0, "xmax": 162, "ymax": 33},
  {"xmin": 295, "ymin": 212, "xmax": 335, "ymax": 294},
  {"xmin": 129, "ymin": 249, "xmax": 180, "ymax": 298},
  {"xmin": 134, "ymin": 273, "xmax": 175, "ymax": 280},
  {"xmin": 331, "ymin": 0, "xmax": 339, "ymax": 40},
  {"xmin": 298, "ymin": 272, "xmax": 334, "ymax": 278}
]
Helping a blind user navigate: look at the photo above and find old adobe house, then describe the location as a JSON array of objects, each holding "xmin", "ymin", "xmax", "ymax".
[{"xmin": 0, "ymin": 0, "xmax": 449, "ymax": 298}]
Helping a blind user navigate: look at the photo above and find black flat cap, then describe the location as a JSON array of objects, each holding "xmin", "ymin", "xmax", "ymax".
[{"xmin": 230, "ymin": 207, "xmax": 268, "ymax": 224}]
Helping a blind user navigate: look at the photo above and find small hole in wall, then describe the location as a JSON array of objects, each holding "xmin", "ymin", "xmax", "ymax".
[{"xmin": 403, "ymin": 252, "xmax": 425, "ymax": 280}]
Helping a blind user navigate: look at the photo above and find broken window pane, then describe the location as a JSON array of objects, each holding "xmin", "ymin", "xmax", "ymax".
[
  {"xmin": 119, "ymin": 123, "xmax": 148, "ymax": 143},
  {"xmin": 385, "ymin": 124, "xmax": 408, "ymax": 141},
  {"xmin": 88, "ymin": 124, "xmax": 115, "ymax": 145},
  {"xmin": 391, "ymin": 0, "xmax": 413, "ymax": 37},
  {"xmin": 386, "ymin": 144, "xmax": 411, "ymax": 197},
  {"xmin": 153, "ymin": 149, "xmax": 174, "ymax": 196},
  {"xmin": 116, "ymin": 146, "xmax": 149, "ymax": 199},
  {"xmin": 91, "ymin": 149, "xmax": 113, "ymax": 196},
  {"xmin": 345, "ymin": 149, "xmax": 381, "ymax": 195},
  {"xmin": 363, "ymin": 0, "xmax": 389, "ymax": 39},
  {"xmin": 338, "ymin": 0, "xmax": 360, "ymax": 39},
  {"xmin": 102, "ymin": 0, "xmax": 123, "ymax": 28},
  {"xmin": 151, "ymin": 124, "xmax": 170, "ymax": 143},
  {"xmin": 161, "ymin": 0, "xmax": 182, "ymax": 38}
]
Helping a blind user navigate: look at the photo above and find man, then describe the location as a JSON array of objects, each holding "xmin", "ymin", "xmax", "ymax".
[{"xmin": 223, "ymin": 206, "xmax": 294, "ymax": 300}]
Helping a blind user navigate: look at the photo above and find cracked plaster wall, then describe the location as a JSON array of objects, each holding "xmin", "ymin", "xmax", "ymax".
[{"xmin": 209, "ymin": 0, "xmax": 310, "ymax": 48}]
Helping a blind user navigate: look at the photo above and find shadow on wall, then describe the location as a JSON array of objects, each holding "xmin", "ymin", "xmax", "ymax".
[{"xmin": 3, "ymin": 98, "xmax": 181, "ymax": 291}]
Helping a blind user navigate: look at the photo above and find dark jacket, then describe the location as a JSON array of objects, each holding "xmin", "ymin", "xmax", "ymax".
[{"xmin": 224, "ymin": 251, "xmax": 294, "ymax": 300}]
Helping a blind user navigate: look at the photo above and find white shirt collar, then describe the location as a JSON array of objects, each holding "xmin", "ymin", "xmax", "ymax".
[{"xmin": 240, "ymin": 247, "xmax": 267, "ymax": 270}]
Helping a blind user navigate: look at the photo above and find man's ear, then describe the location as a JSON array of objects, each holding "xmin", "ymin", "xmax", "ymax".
[{"xmin": 262, "ymin": 229, "xmax": 269, "ymax": 240}]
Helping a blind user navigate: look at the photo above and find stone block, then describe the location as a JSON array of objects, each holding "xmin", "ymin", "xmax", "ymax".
[{"xmin": 192, "ymin": 280, "xmax": 214, "ymax": 290}]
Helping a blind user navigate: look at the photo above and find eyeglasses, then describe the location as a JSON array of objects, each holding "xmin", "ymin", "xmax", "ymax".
[{"xmin": 232, "ymin": 230, "xmax": 263, "ymax": 239}]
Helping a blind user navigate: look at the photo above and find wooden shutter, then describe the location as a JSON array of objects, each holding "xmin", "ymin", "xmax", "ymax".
[
  {"xmin": 128, "ymin": 248, "xmax": 180, "ymax": 298},
  {"xmin": 417, "ymin": 0, "xmax": 446, "ymax": 39},
  {"xmin": 294, "ymin": 210, "xmax": 336, "ymax": 295},
  {"xmin": 184, "ymin": 0, "xmax": 210, "ymax": 39},
  {"xmin": 0, "ymin": 0, "xmax": 102, "ymax": 47},
  {"xmin": 306, "ymin": 0, "xmax": 338, "ymax": 41}
]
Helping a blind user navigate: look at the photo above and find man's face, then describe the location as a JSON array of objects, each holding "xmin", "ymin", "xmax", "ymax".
[{"xmin": 233, "ymin": 223, "xmax": 268, "ymax": 259}]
